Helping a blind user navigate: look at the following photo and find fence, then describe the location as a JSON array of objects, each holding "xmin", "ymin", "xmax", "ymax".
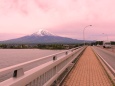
[{"xmin": 0, "ymin": 46, "xmax": 85, "ymax": 86}]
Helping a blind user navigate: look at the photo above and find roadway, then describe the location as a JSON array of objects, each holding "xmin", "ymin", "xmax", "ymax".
[{"xmin": 92, "ymin": 46, "xmax": 115, "ymax": 70}]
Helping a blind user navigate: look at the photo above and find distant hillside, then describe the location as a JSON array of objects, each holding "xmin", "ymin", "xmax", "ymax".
[{"xmin": 0, "ymin": 29, "xmax": 90, "ymax": 44}]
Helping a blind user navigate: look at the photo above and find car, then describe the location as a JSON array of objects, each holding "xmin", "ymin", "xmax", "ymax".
[
  {"xmin": 97, "ymin": 44, "xmax": 100, "ymax": 47},
  {"xmin": 103, "ymin": 41, "xmax": 111, "ymax": 48}
]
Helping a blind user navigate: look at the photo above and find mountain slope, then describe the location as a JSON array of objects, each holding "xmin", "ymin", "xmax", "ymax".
[{"xmin": 0, "ymin": 29, "xmax": 84, "ymax": 44}]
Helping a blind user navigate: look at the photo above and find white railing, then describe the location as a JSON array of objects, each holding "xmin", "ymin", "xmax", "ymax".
[{"xmin": 0, "ymin": 46, "xmax": 85, "ymax": 86}]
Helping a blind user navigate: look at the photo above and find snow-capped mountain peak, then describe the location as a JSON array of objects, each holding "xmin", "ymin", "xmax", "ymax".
[{"xmin": 32, "ymin": 29, "xmax": 56, "ymax": 36}]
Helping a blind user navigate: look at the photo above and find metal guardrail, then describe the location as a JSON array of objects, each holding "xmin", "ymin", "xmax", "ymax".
[
  {"xmin": 0, "ymin": 46, "xmax": 85, "ymax": 86},
  {"xmin": 92, "ymin": 47, "xmax": 115, "ymax": 84},
  {"xmin": 92, "ymin": 47, "xmax": 115, "ymax": 76}
]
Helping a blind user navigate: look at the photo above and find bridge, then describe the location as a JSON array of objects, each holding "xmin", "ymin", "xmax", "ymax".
[{"xmin": 0, "ymin": 46, "xmax": 115, "ymax": 86}]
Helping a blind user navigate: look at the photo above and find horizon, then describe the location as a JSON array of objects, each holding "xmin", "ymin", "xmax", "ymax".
[
  {"xmin": 0, "ymin": 0, "xmax": 115, "ymax": 41},
  {"xmin": 0, "ymin": 29, "xmax": 81, "ymax": 41},
  {"xmin": 0, "ymin": 29, "xmax": 114, "ymax": 42}
]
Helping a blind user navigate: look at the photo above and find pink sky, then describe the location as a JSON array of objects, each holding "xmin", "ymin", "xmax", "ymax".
[{"xmin": 0, "ymin": 0, "xmax": 115, "ymax": 41}]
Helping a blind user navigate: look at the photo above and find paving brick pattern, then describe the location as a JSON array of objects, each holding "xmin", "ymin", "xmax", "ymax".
[{"xmin": 61, "ymin": 46, "xmax": 113, "ymax": 86}]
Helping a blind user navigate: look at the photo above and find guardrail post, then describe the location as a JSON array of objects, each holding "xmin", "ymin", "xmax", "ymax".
[
  {"xmin": 53, "ymin": 56, "xmax": 57, "ymax": 61},
  {"xmin": 65, "ymin": 52, "xmax": 68, "ymax": 55},
  {"xmin": 13, "ymin": 68, "xmax": 24, "ymax": 78}
]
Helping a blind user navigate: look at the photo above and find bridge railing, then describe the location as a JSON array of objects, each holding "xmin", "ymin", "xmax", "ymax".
[
  {"xmin": 92, "ymin": 47, "xmax": 115, "ymax": 76},
  {"xmin": 0, "ymin": 46, "xmax": 85, "ymax": 86}
]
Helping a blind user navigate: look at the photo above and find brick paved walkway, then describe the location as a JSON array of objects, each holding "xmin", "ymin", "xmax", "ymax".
[{"xmin": 61, "ymin": 46, "xmax": 113, "ymax": 86}]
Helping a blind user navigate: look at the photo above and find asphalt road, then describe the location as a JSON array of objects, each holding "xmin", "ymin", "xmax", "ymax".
[{"xmin": 92, "ymin": 46, "xmax": 115, "ymax": 70}]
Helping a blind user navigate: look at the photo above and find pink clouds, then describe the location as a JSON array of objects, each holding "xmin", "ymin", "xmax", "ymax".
[
  {"xmin": 0, "ymin": 0, "xmax": 28, "ymax": 15},
  {"xmin": 0, "ymin": 0, "xmax": 115, "ymax": 41},
  {"xmin": 0, "ymin": 33, "xmax": 26, "ymax": 41}
]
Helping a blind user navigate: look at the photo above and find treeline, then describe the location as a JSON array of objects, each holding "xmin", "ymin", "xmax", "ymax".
[
  {"xmin": 0, "ymin": 44, "xmax": 29, "ymax": 49},
  {"xmin": 0, "ymin": 44, "xmax": 83, "ymax": 49},
  {"xmin": 91, "ymin": 41, "xmax": 115, "ymax": 45},
  {"xmin": 111, "ymin": 41, "xmax": 115, "ymax": 45},
  {"xmin": 37, "ymin": 44, "xmax": 65, "ymax": 49}
]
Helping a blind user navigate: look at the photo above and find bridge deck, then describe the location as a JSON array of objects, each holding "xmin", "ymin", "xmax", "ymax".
[{"xmin": 61, "ymin": 46, "xmax": 113, "ymax": 86}]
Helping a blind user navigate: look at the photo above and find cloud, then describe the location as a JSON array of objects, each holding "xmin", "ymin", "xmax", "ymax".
[
  {"xmin": 0, "ymin": 33, "xmax": 26, "ymax": 41},
  {"xmin": 0, "ymin": 0, "xmax": 115, "ymax": 40},
  {"xmin": 0, "ymin": 0, "xmax": 29, "ymax": 15}
]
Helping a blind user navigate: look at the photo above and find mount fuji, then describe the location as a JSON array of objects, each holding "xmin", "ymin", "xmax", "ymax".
[
  {"xmin": 31, "ymin": 29, "xmax": 56, "ymax": 37},
  {"xmin": 1, "ymin": 29, "xmax": 84, "ymax": 44}
]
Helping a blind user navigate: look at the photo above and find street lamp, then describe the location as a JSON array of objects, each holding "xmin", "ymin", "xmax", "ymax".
[
  {"xmin": 102, "ymin": 33, "xmax": 108, "ymax": 41},
  {"xmin": 83, "ymin": 25, "xmax": 92, "ymax": 46}
]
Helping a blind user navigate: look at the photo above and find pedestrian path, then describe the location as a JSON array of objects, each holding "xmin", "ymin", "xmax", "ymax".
[{"xmin": 61, "ymin": 46, "xmax": 113, "ymax": 86}]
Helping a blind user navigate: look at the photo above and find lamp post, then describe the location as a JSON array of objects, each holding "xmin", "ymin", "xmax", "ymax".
[
  {"xmin": 102, "ymin": 33, "xmax": 108, "ymax": 41},
  {"xmin": 83, "ymin": 25, "xmax": 92, "ymax": 46}
]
